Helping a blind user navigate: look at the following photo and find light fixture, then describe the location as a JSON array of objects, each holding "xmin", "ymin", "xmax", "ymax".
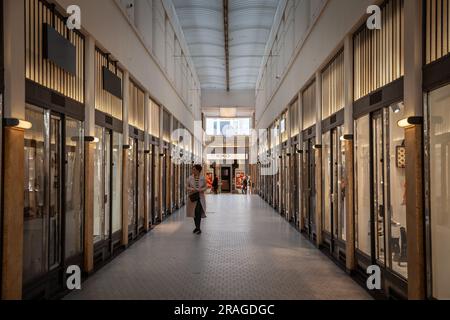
[
  {"xmin": 313, "ymin": 144, "xmax": 322, "ymax": 150},
  {"xmin": 296, "ymin": 149, "xmax": 303, "ymax": 154},
  {"xmin": 397, "ymin": 116, "xmax": 423, "ymax": 129},
  {"xmin": 340, "ymin": 134, "xmax": 354, "ymax": 142},
  {"xmin": 85, "ymin": 136, "xmax": 100, "ymax": 143},
  {"xmin": 391, "ymin": 104, "xmax": 401, "ymax": 114},
  {"xmin": 3, "ymin": 118, "xmax": 33, "ymax": 130}
]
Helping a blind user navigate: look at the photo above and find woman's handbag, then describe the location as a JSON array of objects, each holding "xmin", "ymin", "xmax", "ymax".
[{"xmin": 189, "ymin": 192, "xmax": 200, "ymax": 202}]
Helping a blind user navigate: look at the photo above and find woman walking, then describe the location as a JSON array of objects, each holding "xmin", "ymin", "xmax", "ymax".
[{"xmin": 186, "ymin": 165, "xmax": 207, "ymax": 234}]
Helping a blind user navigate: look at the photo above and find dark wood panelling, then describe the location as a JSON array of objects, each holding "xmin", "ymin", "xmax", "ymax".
[
  {"xmin": 303, "ymin": 125, "xmax": 316, "ymax": 141},
  {"xmin": 322, "ymin": 109, "xmax": 345, "ymax": 133},
  {"xmin": 26, "ymin": 79, "xmax": 84, "ymax": 120},
  {"xmin": 353, "ymin": 77, "xmax": 404, "ymax": 119},
  {"xmin": 95, "ymin": 110, "xmax": 123, "ymax": 133},
  {"xmin": 423, "ymin": 54, "xmax": 450, "ymax": 91}
]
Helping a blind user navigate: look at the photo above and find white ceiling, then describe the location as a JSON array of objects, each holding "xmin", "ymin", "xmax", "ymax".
[{"xmin": 173, "ymin": 0, "xmax": 279, "ymax": 91}]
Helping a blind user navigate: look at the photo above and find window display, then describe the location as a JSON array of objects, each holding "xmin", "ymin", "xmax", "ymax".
[
  {"xmin": 355, "ymin": 115, "xmax": 371, "ymax": 256},
  {"xmin": 428, "ymin": 84, "xmax": 450, "ymax": 299},
  {"xmin": 112, "ymin": 133, "xmax": 123, "ymax": 234}
]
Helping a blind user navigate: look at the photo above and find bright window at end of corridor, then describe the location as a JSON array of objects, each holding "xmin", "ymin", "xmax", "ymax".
[{"xmin": 206, "ymin": 118, "xmax": 252, "ymax": 136}]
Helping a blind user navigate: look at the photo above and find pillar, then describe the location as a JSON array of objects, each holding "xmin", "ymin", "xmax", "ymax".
[
  {"xmin": 404, "ymin": 0, "xmax": 426, "ymax": 300},
  {"xmin": 83, "ymin": 35, "xmax": 96, "ymax": 274},
  {"xmin": 122, "ymin": 71, "xmax": 130, "ymax": 246},
  {"xmin": 343, "ymin": 34, "xmax": 356, "ymax": 273},
  {"xmin": 2, "ymin": 0, "xmax": 25, "ymax": 300},
  {"xmin": 315, "ymin": 72, "xmax": 323, "ymax": 247}
]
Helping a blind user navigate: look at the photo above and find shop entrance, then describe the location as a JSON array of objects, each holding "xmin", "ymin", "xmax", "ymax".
[
  {"xmin": 23, "ymin": 105, "xmax": 84, "ymax": 299},
  {"xmin": 302, "ymin": 138, "xmax": 316, "ymax": 241},
  {"xmin": 322, "ymin": 125, "xmax": 346, "ymax": 260},
  {"xmin": 221, "ymin": 166, "xmax": 231, "ymax": 192},
  {"xmin": 355, "ymin": 102, "xmax": 408, "ymax": 284},
  {"xmin": 290, "ymin": 152, "xmax": 300, "ymax": 227},
  {"xmin": 127, "ymin": 135, "xmax": 145, "ymax": 242},
  {"xmin": 93, "ymin": 126, "xmax": 123, "ymax": 265}
]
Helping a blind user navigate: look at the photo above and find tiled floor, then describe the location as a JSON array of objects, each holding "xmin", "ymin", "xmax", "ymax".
[{"xmin": 65, "ymin": 195, "xmax": 371, "ymax": 300}]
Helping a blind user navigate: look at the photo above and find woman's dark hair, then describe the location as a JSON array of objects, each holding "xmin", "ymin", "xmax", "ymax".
[{"xmin": 194, "ymin": 164, "xmax": 203, "ymax": 173}]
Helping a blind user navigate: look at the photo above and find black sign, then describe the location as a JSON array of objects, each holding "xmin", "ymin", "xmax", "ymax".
[
  {"xmin": 43, "ymin": 24, "xmax": 77, "ymax": 75},
  {"xmin": 102, "ymin": 66, "xmax": 123, "ymax": 99}
]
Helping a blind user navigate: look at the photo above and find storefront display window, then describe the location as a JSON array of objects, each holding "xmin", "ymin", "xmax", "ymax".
[
  {"xmin": 112, "ymin": 133, "xmax": 123, "ymax": 233},
  {"xmin": 355, "ymin": 115, "xmax": 371, "ymax": 256},
  {"xmin": 322, "ymin": 131, "xmax": 331, "ymax": 233},
  {"xmin": 428, "ymin": 84, "xmax": 450, "ymax": 299}
]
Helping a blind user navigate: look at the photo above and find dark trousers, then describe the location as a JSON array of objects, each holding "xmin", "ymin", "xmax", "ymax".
[{"xmin": 194, "ymin": 200, "xmax": 203, "ymax": 230}]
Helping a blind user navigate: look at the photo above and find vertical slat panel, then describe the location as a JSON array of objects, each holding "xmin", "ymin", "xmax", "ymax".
[
  {"xmin": 25, "ymin": 0, "xmax": 85, "ymax": 103},
  {"xmin": 353, "ymin": 0, "xmax": 404, "ymax": 100},
  {"xmin": 426, "ymin": 0, "xmax": 450, "ymax": 64},
  {"xmin": 322, "ymin": 50, "xmax": 344, "ymax": 119}
]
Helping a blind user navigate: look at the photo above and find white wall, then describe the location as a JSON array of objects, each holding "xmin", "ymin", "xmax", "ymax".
[
  {"xmin": 55, "ymin": 0, "xmax": 202, "ymax": 131},
  {"xmin": 256, "ymin": 0, "xmax": 375, "ymax": 129}
]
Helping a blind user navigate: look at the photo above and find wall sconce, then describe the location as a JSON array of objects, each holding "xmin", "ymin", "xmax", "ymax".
[
  {"xmin": 123, "ymin": 144, "xmax": 131, "ymax": 150},
  {"xmin": 340, "ymin": 134, "xmax": 354, "ymax": 142},
  {"xmin": 313, "ymin": 144, "xmax": 322, "ymax": 150},
  {"xmin": 85, "ymin": 136, "xmax": 100, "ymax": 143},
  {"xmin": 397, "ymin": 116, "xmax": 423, "ymax": 129},
  {"xmin": 3, "ymin": 118, "xmax": 33, "ymax": 130},
  {"xmin": 160, "ymin": 153, "xmax": 166, "ymax": 158},
  {"xmin": 296, "ymin": 149, "xmax": 303, "ymax": 154}
]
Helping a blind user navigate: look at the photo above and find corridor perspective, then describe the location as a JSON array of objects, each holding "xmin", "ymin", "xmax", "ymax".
[
  {"xmin": 1, "ymin": 0, "xmax": 450, "ymax": 306},
  {"xmin": 65, "ymin": 195, "xmax": 370, "ymax": 300}
]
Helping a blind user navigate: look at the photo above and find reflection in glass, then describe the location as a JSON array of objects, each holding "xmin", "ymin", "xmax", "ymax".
[
  {"xmin": 128, "ymin": 138, "xmax": 137, "ymax": 234},
  {"xmin": 112, "ymin": 132, "xmax": 123, "ymax": 233},
  {"xmin": 93, "ymin": 126, "xmax": 104, "ymax": 243},
  {"xmin": 65, "ymin": 117, "xmax": 84, "ymax": 258},
  {"xmin": 138, "ymin": 141, "xmax": 145, "ymax": 230},
  {"xmin": 428, "ymin": 85, "xmax": 450, "ymax": 299},
  {"xmin": 388, "ymin": 103, "xmax": 407, "ymax": 278},
  {"xmin": 355, "ymin": 115, "xmax": 371, "ymax": 255},
  {"xmin": 49, "ymin": 115, "xmax": 61, "ymax": 269},
  {"xmin": 372, "ymin": 112, "xmax": 386, "ymax": 265},
  {"xmin": 322, "ymin": 132, "xmax": 331, "ymax": 233},
  {"xmin": 23, "ymin": 107, "xmax": 47, "ymax": 284}
]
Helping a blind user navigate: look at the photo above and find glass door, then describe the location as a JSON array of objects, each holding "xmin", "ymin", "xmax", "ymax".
[
  {"xmin": 64, "ymin": 118, "xmax": 84, "ymax": 261},
  {"xmin": 355, "ymin": 103, "xmax": 407, "ymax": 279},
  {"xmin": 303, "ymin": 139, "xmax": 316, "ymax": 240},
  {"xmin": 372, "ymin": 112, "xmax": 387, "ymax": 265},
  {"xmin": 138, "ymin": 140, "xmax": 145, "ymax": 232},
  {"xmin": 128, "ymin": 138, "xmax": 138, "ymax": 239},
  {"xmin": 24, "ymin": 106, "xmax": 84, "ymax": 294}
]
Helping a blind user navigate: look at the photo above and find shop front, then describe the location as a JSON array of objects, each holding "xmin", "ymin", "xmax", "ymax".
[
  {"xmin": 301, "ymin": 81, "xmax": 317, "ymax": 242},
  {"xmin": 320, "ymin": 50, "xmax": 347, "ymax": 264},
  {"xmin": 23, "ymin": 0, "xmax": 85, "ymax": 299},
  {"xmin": 352, "ymin": 0, "xmax": 407, "ymax": 298},
  {"xmin": 127, "ymin": 81, "xmax": 146, "ymax": 242},
  {"xmin": 423, "ymin": 0, "xmax": 450, "ymax": 300},
  {"xmin": 92, "ymin": 48, "xmax": 124, "ymax": 267}
]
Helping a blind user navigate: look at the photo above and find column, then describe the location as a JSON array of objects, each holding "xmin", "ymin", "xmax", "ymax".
[
  {"xmin": 122, "ymin": 71, "xmax": 130, "ymax": 246},
  {"xmin": 2, "ymin": 0, "xmax": 25, "ymax": 300},
  {"xmin": 404, "ymin": 0, "xmax": 425, "ymax": 300},
  {"xmin": 315, "ymin": 72, "xmax": 323, "ymax": 247},
  {"xmin": 343, "ymin": 34, "xmax": 356, "ymax": 273}
]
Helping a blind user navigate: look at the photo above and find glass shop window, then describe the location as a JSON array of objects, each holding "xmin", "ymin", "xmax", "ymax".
[
  {"xmin": 355, "ymin": 115, "xmax": 371, "ymax": 256},
  {"xmin": 428, "ymin": 83, "xmax": 450, "ymax": 299}
]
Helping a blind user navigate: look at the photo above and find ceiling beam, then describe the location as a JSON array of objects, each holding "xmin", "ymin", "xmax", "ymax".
[{"xmin": 223, "ymin": 0, "xmax": 230, "ymax": 92}]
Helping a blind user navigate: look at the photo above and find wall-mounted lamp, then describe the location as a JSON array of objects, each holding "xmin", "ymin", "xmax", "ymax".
[
  {"xmin": 340, "ymin": 134, "xmax": 354, "ymax": 142},
  {"xmin": 123, "ymin": 144, "xmax": 132, "ymax": 150},
  {"xmin": 144, "ymin": 150, "xmax": 151, "ymax": 154},
  {"xmin": 3, "ymin": 118, "xmax": 33, "ymax": 130},
  {"xmin": 296, "ymin": 149, "xmax": 303, "ymax": 154},
  {"xmin": 397, "ymin": 116, "xmax": 423, "ymax": 129},
  {"xmin": 313, "ymin": 144, "xmax": 322, "ymax": 150},
  {"xmin": 160, "ymin": 153, "xmax": 166, "ymax": 158},
  {"xmin": 391, "ymin": 104, "xmax": 401, "ymax": 114},
  {"xmin": 85, "ymin": 136, "xmax": 100, "ymax": 144}
]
